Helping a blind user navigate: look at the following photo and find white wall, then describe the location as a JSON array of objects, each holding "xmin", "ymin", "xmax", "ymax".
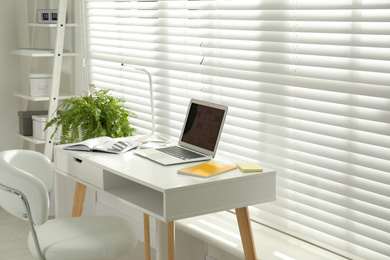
[{"xmin": 0, "ymin": 1, "xmax": 23, "ymax": 151}]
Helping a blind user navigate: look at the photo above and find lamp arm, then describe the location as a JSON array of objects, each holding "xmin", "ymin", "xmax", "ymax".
[
  {"xmin": 137, "ymin": 68, "xmax": 155, "ymax": 136},
  {"xmin": 121, "ymin": 63, "xmax": 155, "ymax": 139}
]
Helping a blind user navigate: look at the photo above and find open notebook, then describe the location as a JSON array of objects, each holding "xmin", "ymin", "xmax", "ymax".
[{"xmin": 134, "ymin": 99, "xmax": 228, "ymax": 165}]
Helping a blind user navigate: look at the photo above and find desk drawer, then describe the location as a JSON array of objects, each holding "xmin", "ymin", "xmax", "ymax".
[{"xmin": 56, "ymin": 151, "xmax": 104, "ymax": 189}]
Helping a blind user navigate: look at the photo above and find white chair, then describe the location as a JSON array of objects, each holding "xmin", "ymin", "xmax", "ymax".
[{"xmin": 0, "ymin": 149, "xmax": 137, "ymax": 260}]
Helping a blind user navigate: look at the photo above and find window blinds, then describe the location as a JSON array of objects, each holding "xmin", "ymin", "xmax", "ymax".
[{"xmin": 83, "ymin": 1, "xmax": 390, "ymax": 259}]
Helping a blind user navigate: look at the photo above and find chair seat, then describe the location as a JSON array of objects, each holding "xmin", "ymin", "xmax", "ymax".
[{"xmin": 28, "ymin": 215, "xmax": 137, "ymax": 260}]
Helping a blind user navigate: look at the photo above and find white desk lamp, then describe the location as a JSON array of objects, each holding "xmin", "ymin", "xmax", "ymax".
[{"xmin": 121, "ymin": 63, "xmax": 156, "ymax": 141}]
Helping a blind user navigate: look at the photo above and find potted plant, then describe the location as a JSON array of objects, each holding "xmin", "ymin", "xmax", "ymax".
[{"xmin": 45, "ymin": 84, "xmax": 136, "ymax": 144}]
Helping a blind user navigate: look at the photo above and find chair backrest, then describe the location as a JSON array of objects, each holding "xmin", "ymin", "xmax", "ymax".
[{"xmin": 0, "ymin": 150, "xmax": 53, "ymax": 226}]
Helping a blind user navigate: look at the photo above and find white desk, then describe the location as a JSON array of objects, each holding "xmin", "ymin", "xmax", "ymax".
[{"xmin": 54, "ymin": 145, "xmax": 276, "ymax": 260}]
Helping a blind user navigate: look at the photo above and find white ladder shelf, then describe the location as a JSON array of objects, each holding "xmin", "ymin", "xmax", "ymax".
[
  {"xmin": 12, "ymin": 0, "xmax": 78, "ymax": 160},
  {"xmin": 43, "ymin": 0, "xmax": 68, "ymax": 158}
]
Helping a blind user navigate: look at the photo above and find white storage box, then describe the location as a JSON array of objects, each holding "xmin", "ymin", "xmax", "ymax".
[
  {"xmin": 29, "ymin": 74, "xmax": 52, "ymax": 97},
  {"xmin": 32, "ymin": 115, "xmax": 61, "ymax": 140}
]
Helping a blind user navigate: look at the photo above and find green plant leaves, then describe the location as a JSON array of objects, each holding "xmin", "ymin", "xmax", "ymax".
[{"xmin": 44, "ymin": 85, "xmax": 136, "ymax": 144}]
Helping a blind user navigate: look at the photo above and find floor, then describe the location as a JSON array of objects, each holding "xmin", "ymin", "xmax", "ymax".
[{"xmin": 0, "ymin": 206, "xmax": 156, "ymax": 260}]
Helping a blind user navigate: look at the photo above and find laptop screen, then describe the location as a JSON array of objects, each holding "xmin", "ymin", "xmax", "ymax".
[{"xmin": 179, "ymin": 99, "xmax": 228, "ymax": 156}]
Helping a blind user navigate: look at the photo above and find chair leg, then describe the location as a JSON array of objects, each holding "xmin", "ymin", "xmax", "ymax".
[
  {"xmin": 144, "ymin": 213, "xmax": 151, "ymax": 260},
  {"xmin": 0, "ymin": 184, "xmax": 45, "ymax": 260}
]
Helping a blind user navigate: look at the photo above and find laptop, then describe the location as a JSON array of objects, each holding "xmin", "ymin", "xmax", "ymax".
[{"xmin": 134, "ymin": 99, "xmax": 228, "ymax": 165}]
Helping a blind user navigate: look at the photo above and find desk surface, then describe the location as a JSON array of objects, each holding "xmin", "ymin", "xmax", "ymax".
[{"xmin": 55, "ymin": 146, "xmax": 276, "ymax": 222}]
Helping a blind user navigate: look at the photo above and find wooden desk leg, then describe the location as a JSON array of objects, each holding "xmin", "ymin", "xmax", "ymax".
[
  {"xmin": 236, "ymin": 207, "xmax": 257, "ymax": 260},
  {"xmin": 71, "ymin": 182, "xmax": 87, "ymax": 217},
  {"xmin": 144, "ymin": 213, "xmax": 151, "ymax": 260},
  {"xmin": 167, "ymin": 221, "xmax": 175, "ymax": 260}
]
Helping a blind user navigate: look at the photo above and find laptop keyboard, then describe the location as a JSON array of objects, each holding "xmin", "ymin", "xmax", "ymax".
[{"xmin": 157, "ymin": 146, "xmax": 206, "ymax": 160}]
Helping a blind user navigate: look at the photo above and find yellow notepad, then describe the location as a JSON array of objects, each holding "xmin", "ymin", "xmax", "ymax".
[
  {"xmin": 178, "ymin": 162, "xmax": 236, "ymax": 178},
  {"xmin": 236, "ymin": 162, "xmax": 263, "ymax": 173}
]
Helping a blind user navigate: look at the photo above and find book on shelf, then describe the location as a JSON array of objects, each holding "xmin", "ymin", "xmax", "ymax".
[
  {"xmin": 178, "ymin": 162, "xmax": 236, "ymax": 178},
  {"xmin": 63, "ymin": 136, "xmax": 140, "ymax": 154},
  {"xmin": 236, "ymin": 162, "xmax": 263, "ymax": 173}
]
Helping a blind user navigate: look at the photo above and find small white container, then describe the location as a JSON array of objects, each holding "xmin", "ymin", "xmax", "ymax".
[
  {"xmin": 29, "ymin": 74, "xmax": 52, "ymax": 97},
  {"xmin": 32, "ymin": 115, "xmax": 61, "ymax": 140}
]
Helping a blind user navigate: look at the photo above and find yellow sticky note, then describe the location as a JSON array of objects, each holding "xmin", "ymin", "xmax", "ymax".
[{"xmin": 236, "ymin": 163, "xmax": 263, "ymax": 173}]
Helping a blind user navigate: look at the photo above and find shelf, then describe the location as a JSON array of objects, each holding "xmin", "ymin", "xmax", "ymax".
[
  {"xmin": 14, "ymin": 92, "xmax": 76, "ymax": 101},
  {"xmin": 11, "ymin": 49, "xmax": 78, "ymax": 57},
  {"xmin": 16, "ymin": 134, "xmax": 60, "ymax": 144},
  {"xmin": 28, "ymin": 23, "xmax": 77, "ymax": 28},
  {"xmin": 17, "ymin": 0, "xmax": 73, "ymax": 158},
  {"xmin": 106, "ymin": 182, "xmax": 164, "ymax": 219},
  {"xmin": 17, "ymin": 134, "xmax": 45, "ymax": 144}
]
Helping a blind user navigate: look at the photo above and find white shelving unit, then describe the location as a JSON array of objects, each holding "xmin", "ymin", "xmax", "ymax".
[{"xmin": 13, "ymin": 0, "xmax": 78, "ymax": 159}]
